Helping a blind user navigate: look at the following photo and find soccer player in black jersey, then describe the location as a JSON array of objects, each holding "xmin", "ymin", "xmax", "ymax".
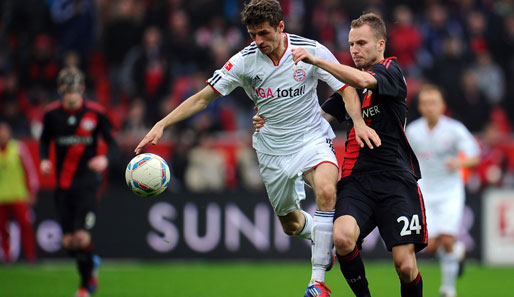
[
  {"xmin": 39, "ymin": 67, "xmax": 119, "ymax": 297},
  {"xmin": 291, "ymin": 13, "xmax": 426, "ymax": 297}
]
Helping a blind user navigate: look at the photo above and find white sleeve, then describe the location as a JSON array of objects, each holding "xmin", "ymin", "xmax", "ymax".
[
  {"xmin": 313, "ymin": 43, "xmax": 346, "ymax": 91},
  {"xmin": 206, "ymin": 53, "xmax": 244, "ymax": 96},
  {"xmin": 455, "ymin": 122, "xmax": 480, "ymax": 157}
]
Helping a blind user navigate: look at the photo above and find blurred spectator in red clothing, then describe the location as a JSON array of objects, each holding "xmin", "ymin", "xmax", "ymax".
[
  {"xmin": 0, "ymin": 72, "xmax": 32, "ymax": 137},
  {"xmin": 21, "ymin": 34, "xmax": 59, "ymax": 94},
  {"xmin": 0, "ymin": 121, "xmax": 39, "ymax": 263},
  {"xmin": 124, "ymin": 26, "xmax": 171, "ymax": 125},
  {"xmin": 388, "ymin": 5, "xmax": 422, "ymax": 76},
  {"xmin": 475, "ymin": 121, "xmax": 512, "ymax": 188}
]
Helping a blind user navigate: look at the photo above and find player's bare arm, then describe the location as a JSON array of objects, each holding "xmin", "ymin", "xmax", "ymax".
[
  {"xmin": 445, "ymin": 155, "xmax": 480, "ymax": 172},
  {"xmin": 292, "ymin": 47, "xmax": 378, "ymax": 89},
  {"xmin": 337, "ymin": 86, "xmax": 381, "ymax": 149},
  {"xmin": 135, "ymin": 86, "xmax": 219, "ymax": 154}
]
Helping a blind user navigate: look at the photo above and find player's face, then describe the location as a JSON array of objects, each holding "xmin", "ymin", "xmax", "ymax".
[
  {"xmin": 61, "ymin": 89, "xmax": 84, "ymax": 110},
  {"xmin": 349, "ymin": 24, "xmax": 384, "ymax": 70},
  {"xmin": 418, "ymin": 90, "xmax": 445, "ymax": 121},
  {"xmin": 247, "ymin": 21, "xmax": 285, "ymax": 56}
]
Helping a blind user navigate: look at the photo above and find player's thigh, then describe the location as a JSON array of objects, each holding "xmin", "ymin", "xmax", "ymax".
[
  {"xmin": 334, "ymin": 177, "xmax": 376, "ymax": 242},
  {"xmin": 12, "ymin": 202, "xmax": 32, "ymax": 227},
  {"xmin": 304, "ymin": 162, "xmax": 338, "ymax": 209},
  {"xmin": 374, "ymin": 173, "xmax": 427, "ymax": 252},
  {"xmin": 427, "ymin": 188, "xmax": 465, "ymax": 237},
  {"xmin": 257, "ymin": 153, "xmax": 305, "ymax": 216},
  {"xmin": 54, "ymin": 189, "xmax": 76, "ymax": 234},
  {"xmin": 72, "ymin": 185, "xmax": 98, "ymax": 233}
]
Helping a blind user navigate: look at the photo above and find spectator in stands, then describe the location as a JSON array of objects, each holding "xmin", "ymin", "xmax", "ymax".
[
  {"xmin": 457, "ymin": 69, "xmax": 491, "ymax": 133},
  {"xmin": 388, "ymin": 5, "xmax": 422, "ymax": 76},
  {"xmin": 0, "ymin": 121, "xmax": 38, "ymax": 263},
  {"xmin": 185, "ymin": 131, "xmax": 226, "ymax": 192},
  {"xmin": 124, "ymin": 26, "xmax": 171, "ymax": 125},
  {"xmin": 475, "ymin": 121, "xmax": 511, "ymax": 188},
  {"xmin": 471, "ymin": 51, "xmax": 505, "ymax": 105}
]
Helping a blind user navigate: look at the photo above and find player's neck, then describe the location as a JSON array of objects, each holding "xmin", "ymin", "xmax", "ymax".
[
  {"xmin": 269, "ymin": 33, "xmax": 287, "ymax": 63},
  {"xmin": 426, "ymin": 117, "xmax": 439, "ymax": 130}
]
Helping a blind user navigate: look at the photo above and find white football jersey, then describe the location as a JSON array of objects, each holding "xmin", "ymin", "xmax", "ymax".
[
  {"xmin": 406, "ymin": 115, "xmax": 480, "ymax": 197},
  {"xmin": 207, "ymin": 33, "xmax": 346, "ymax": 155}
]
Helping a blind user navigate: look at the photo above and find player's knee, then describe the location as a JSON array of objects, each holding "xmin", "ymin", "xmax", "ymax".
[
  {"xmin": 73, "ymin": 230, "xmax": 91, "ymax": 248},
  {"xmin": 316, "ymin": 184, "xmax": 336, "ymax": 208},
  {"xmin": 333, "ymin": 229, "xmax": 356, "ymax": 254},
  {"xmin": 62, "ymin": 234, "xmax": 73, "ymax": 249},
  {"xmin": 394, "ymin": 258, "xmax": 417, "ymax": 282},
  {"xmin": 281, "ymin": 221, "xmax": 302, "ymax": 236}
]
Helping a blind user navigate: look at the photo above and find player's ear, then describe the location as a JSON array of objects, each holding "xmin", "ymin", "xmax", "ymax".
[
  {"xmin": 277, "ymin": 21, "xmax": 285, "ymax": 33},
  {"xmin": 378, "ymin": 39, "xmax": 386, "ymax": 53}
]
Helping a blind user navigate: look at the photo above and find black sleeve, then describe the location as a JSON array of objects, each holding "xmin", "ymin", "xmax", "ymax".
[
  {"xmin": 39, "ymin": 112, "xmax": 52, "ymax": 160},
  {"xmin": 368, "ymin": 61, "xmax": 406, "ymax": 98},
  {"xmin": 98, "ymin": 113, "xmax": 120, "ymax": 162},
  {"xmin": 321, "ymin": 92, "xmax": 347, "ymax": 123}
]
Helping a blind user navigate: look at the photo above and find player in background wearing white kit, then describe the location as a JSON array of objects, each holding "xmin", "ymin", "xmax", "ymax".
[
  {"xmin": 406, "ymin": 84, "xmax": 480, "ymax": 297},
  {"xmin": 135, "ymin": 1, "xmax": 380, "ymax": 296}
]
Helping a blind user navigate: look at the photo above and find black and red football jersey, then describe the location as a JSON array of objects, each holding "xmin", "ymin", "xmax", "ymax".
[
  {"xmin": 39, "ymin": 99, "xmax": 119, "ymax": 190},
  {"xmin": 322, "ymin": 57, "xmax": 421, "ymax": 179}
]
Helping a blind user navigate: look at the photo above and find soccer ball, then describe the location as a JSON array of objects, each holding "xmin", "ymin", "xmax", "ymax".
[{"xmin": 125, "ymin": 153, "xmax": 170, "ymax": 197}]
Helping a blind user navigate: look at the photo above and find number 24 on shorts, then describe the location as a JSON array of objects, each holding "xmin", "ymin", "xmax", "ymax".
[{"xmin": 397, "ymin": 215, "xmax": 421, "ymax": 236}]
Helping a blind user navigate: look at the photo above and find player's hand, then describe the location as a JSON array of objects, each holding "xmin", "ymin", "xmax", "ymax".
[
  {"xmin": 445, "ymin": 158, "xmax": 461, "ymax": 172},
  {"xmin": 135, "ymin": 122, "xmax": 164, "ymax": 154},
  {"xmin": 88, "ymin": 155, "xmax": 108, "ymax": 172},
  {"xmin": 40, "ymin": 159, "xmax": 52, "ymax": 175},
  {"xmin": 354, "ymin": 122, "xmax": 381, "ymax": 149},
  {"xmin": 292, "ymin": 47, "xmax": 318, "ymax": 65},
  {"xmin": 252, "ymin": 106, "xmax": 265, "ymax": 132}
]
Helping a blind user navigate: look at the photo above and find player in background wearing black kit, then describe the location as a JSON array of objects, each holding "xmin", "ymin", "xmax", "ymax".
[
  {"xmin": 39, "ymin": 67, "xmax": 119, "ymax": 297},
  {"xmin": 291, "ymin": 13, "xmax": 426, "ymax": 297}
]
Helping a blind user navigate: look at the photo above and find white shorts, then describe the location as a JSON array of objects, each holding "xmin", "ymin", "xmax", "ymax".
[
  {"xmin": 424, "ymin": 186, "xmax": 465, "ymax": 237},
  {"xmin": 257, "ymin": 137, "xmax": 338, "ymax": 216}
]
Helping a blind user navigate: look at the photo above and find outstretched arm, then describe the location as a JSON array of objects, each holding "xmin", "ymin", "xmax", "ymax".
[
  {"xmin": 135, "ymin": 86, "xmax": 219, "ymax": 154},
  {"xmin": 292, "ymin": 47, "xmax": 377, "ymax": 89}
]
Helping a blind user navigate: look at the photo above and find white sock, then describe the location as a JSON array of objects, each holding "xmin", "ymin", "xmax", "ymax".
[
  {"xmin": 309, "ymin": 210, "xmax": 334, "ymax": 286},
  {"xmin": 297, "ymin": 210, "xmax": 313, "ymax": 240},
  {"xmin": 438, "ymin": 245, "xmax": 459, "ymax": 294}
]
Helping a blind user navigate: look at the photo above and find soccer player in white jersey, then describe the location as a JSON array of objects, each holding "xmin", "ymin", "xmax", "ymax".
[
  {"xmin": 406, "ymin": 84, "xmax": 480, "ymax": 297},
  {"xmin": 135, "ymin": 1, "xmax": 380, "ymax": 296}
]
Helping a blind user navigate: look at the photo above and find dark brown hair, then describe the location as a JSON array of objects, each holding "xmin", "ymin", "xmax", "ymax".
[
  {"xmin": 351, "ymin": 13, "xmax": 387, "ymax": 42},
  {"xmin": 241, "ymin": 0, "xmax": 283, "ymax": 29}
]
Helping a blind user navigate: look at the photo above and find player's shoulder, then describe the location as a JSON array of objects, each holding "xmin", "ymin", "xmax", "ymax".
[
  {"xmin": 406, "ymin": 118, "xmax": 424, "ymax": 132},
  {"xmin": 441, "ymin": 116, "xmax": 468, "ymax": 131},
  {"xmin": 372, "ymin": 57, "xmax": 401, "ymax": 72},
  {"xmin": 85, "ymin": 100, "xmax": 106, "ymax": 114},
  {"xmin": 239, "ymin": 42, "xmax": 258, "ymax": 58},
  {"xmin": 43, "ymin": 100, "xmax": 62, "ymax": 114},
  {"xmin": 288, "ymin": 33, "xmax": 317, "ymax": 48}
]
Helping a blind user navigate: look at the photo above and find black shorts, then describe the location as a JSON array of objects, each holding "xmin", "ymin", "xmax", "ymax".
[
  {"xmin": 334, "ymin": 171, "xmax": 428, "ymax": 252},
  {"xmin": 55, "ymin": 184, "xmax": 97, "ymax": 234}
]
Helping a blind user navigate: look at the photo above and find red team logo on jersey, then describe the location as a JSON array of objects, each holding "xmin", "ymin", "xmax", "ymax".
[
  {"xmin": 293, "ymin": 69, "xmax": 306, "ymax": 81},
  {"xmin": 224, "ymin": 61, "xmax": 233, "ymax": 71}
]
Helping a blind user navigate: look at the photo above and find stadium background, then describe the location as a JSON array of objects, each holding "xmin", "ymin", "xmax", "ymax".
[{"xmin": 1, "ymin": 0, "xmax": 514, "ymax": 296}]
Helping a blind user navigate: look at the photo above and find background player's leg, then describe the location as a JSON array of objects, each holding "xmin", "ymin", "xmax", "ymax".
[
  {"xmin": 73, "ymin": 230, "xmax": 96, "ymax": 293},
  {"xmin": 12, "ymin": 202, "xmax": 36, "ymax": 262},
  {"xmin": 438, "ymin": 234, "xmax": 460, "ymax": 297},
  {"xmin": 0, "ymin": 205, "xmax": 11, "ymax": 262}
]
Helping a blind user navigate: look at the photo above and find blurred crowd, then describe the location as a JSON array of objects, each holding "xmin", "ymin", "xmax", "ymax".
[{"xmin": 0, "ymin": 0, "xmax": 513, "ymax": 192}]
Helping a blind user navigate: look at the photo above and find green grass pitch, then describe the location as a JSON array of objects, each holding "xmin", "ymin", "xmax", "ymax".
[{"xmin": 1, "ymin": 260, "xmax": 513, "ymax": 297}]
